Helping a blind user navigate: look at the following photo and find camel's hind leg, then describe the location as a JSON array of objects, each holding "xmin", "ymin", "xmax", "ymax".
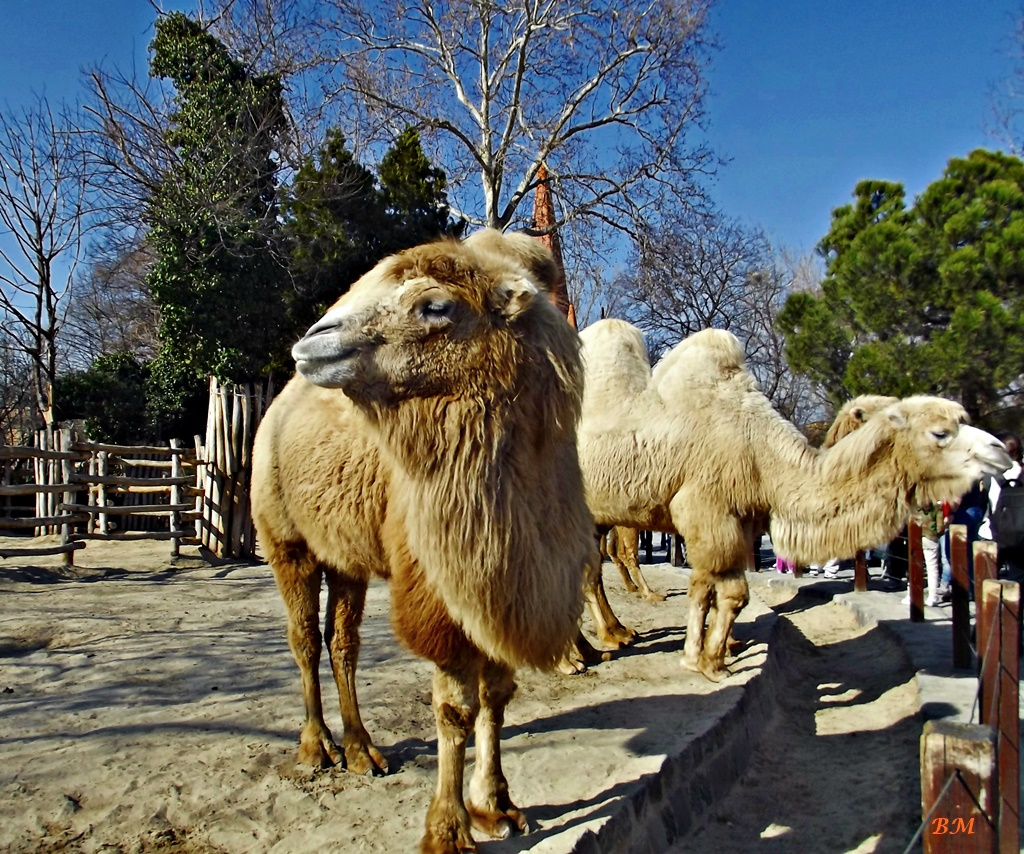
[
  {"xmin": 324, "ymin": 570, "xmax": 387, "ymax": 775},
  {"xmin": 698, "ymin": 570, "xmax": 750, "ymax": 681},
  {"xmin": 422, "ymin": 658, "xmax": 483, "ymax": 854},
  {"xmin": 614, "ymin": 528, "xmax": 666, "ymax": 603},
  {"xmin": 681, "ymin": 567, "xmax": 713, "ymax": 674},
  {"xmin": 468, "ymin": 659, "xmax": 529, "ymax": 840},
  {"xmin": 582, "ymin": 550, "xmax": 637, "ymax": 648},
  {"xmin": 605, "ymin": 528, "xmax": 639, "ymax": 593},
  {"xmin": 265, "ymin": 540, "xmax": 342, "ymax": 768}
]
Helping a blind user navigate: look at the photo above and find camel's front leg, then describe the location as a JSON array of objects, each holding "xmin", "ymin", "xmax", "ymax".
[
  {"xmin": 698, "ymin": 570, "xmax": 750, "ymax": 682},
  {"xmin": 422, "ymin": 660, "xmax": 483, "ymax": 854},
  {"xmin": 681, "ymin": 567, "xmax": 713, "ymax": 674},
  {"xmin": 582, "ymin": 553, "xmax": 637, "ymax": 648},
  {"xmin": 265, "ymin": 544, "xmax": 342, "ymax": 769},
  {"xmin": 325, "ymin": 571, "xmax": 388, "ymax": 775},
  {"xmin": 468, "ymin": 659, "xmax": 529, "ymax": 840}
]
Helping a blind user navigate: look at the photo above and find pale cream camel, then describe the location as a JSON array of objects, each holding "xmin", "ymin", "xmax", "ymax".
[
  {"xmin": 600, "ymin": 526, "xmax": 667, "ymax": 602},
  {"xmin": 577, "ymin": 319, "xmax": 1010, "ymax": 680},
  {"xmin": 251, "ymin": 230, "xmax": 597, "ymax": 853}
]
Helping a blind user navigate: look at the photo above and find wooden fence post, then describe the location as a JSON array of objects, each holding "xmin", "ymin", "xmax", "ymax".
[
  {"xmin": 58, "ymin": 429, "xmax": 75, "ymax": 568},
  {"xmin": 854, "ymin": 549, "xmax": 868, "ymax": 592},
  {"xmin": 977, "ymin": 579, "xmax": 1020, "ymax": 852},
  {"xmin": 920, "ymin": 720, "xmax": 998, "ymax": 853},
  {"xmin": 974, "ymin": 541, "xmax": 999, "ymax": 613},
  {"xmin": 169, "ymin": 439, "xmax": 183, "ymax": 559},
  {"xmin": 949, "ymin": 524, "xmax": 972, "ymax": 669},
  {"xmin": 908, "ymin": 518, "xmax": 925, "ymax": 622}
]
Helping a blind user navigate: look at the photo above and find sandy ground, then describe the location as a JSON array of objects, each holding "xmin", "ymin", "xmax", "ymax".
[
  {"xmin": 680, "ymin": 584, "xmax": 921, "ymax": 853},
  {"xmin": 0, "ymin": 538, "xmax": 922, "ymax": 853}
]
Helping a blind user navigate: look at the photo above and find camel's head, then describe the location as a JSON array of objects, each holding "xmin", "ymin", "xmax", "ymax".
[
  {"xmin": 832, "ymin": 396, "xmax": 1011, "ymax": 507},
  {"xmin": 821, "ymin": 394, "xmax": 900, "ymax": 449},
  {"xmin": 291, "ymin": 230, "xmax": 580, "ymax": 416}
]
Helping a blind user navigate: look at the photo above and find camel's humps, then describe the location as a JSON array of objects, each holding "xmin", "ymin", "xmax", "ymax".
[
  {"xmin": 251, "ymin": 230, "xmax": 597, "ymax": 853},
  {"xmin": 577, "ymin": 319, "xmax": 1010, "ymax": 680}
]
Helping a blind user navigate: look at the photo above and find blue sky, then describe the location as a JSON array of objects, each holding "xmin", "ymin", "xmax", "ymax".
[
  {"xmin": 706, "ymin": 0, "xmax": 1022, "ymax": 252},
  {"xmin": 0, "ymin": 1, "xmax": 1020, "ymax": 255}
]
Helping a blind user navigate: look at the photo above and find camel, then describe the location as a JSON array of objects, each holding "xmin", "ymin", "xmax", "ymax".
[
  {"xmin": 577, "ymin": 319, "xmax": 1010, "ymax": 680},
  {"xmin": 250, "ymin": 230, "xmax": 597, "ymax": 853},
  {"xmin": 600, "ymin": 526, "xmax": 668, "ymax": 602},
  {"xmin": 821, "ymin": 394, "xmax": 899, "ymax": 448}
]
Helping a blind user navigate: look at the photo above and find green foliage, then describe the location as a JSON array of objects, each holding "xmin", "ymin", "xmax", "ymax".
[
  {"xmin": 779, "ymin": 149, "xmax": 1024, "ymax": 421},
  {"xmin": 281, "ymin": 127, "xmax": 455, "ymax": 336},
  {"xmin": 55, "ymin": 353, "xmax": 149, "ymax": 443},
  {"xmin": 144, "ymin": 13, "xmax": 289, "ymax": 432}
]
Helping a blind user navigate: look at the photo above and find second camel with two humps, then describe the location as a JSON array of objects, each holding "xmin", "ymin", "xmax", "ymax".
[{"xmin": 578, "ymin": 319, "xmax": 1010, "ymax": 680}]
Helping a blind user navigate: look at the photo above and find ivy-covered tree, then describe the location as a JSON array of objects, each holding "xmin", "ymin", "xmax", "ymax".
[
  {"xmin": 778, "ymin": 149, "xmax": 1024, "ymax": 424},
  {"xmin": 144, "ymin": 12, "xmax": 289, "ymax": 434},
  {"xmin": 281, "ymin": 127, "xmax": 454, "ymax": 336}
]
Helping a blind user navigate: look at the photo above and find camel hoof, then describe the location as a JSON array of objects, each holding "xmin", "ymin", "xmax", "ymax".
[
  {"xmin": 345, "ymin": 742, "xmax": 389, "ymax": 776},
  {"xmin": 556, "ymin": 656, "xmax": 587, "ymax": 675},
  {"xmin": 598, "ymin": 626, "xmax": 638, "ymax": 647},
  {"xmin": 468, "ymin": 803, "xmax": 530, "ymax": 840},
  {"xmin": 298, "ymin": 733, "xmax": 343, "ymax": 769},
  {"xmin": 643, "ymin": 590, "xmax": 668, "ymax": 603},
  {"xmin": 697, "ymin": 660, "xmax": 728, "ymax": 683}
]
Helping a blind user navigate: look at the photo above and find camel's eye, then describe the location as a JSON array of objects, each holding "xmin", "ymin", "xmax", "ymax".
[
  {"xmin": 931, "ymin": 429, "xmax": 952, "ymax": 444},
  {"xmin": 417, "ymin": 298, "xmax": 456, "ymax": 324}
]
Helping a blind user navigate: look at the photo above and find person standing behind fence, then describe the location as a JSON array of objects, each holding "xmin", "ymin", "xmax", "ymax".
[
  {"xmin": 944, "ymin": 479, "xmax": 988, "ymax": 599},
  {"xmin": 978, "ymin": 432, "xmax": 1024, "ymax": 578},
  {"xmin": 902, "ymin": 503, "xmax": 947, "ymax": 607}
]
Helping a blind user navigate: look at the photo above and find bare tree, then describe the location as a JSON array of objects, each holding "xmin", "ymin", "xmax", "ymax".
[
  {"xmin": 62, "ymin": 237, "xmax": 160, "ymax": 370},
  {"xmin": 615, "ymin": 213, "xmax": 770, "ymax": 354},
  {"xmin": 0, "ymin": 329, "xmax": 35, "ymax": 443},
  {"xmin": 0, "ymin": 97, "xmax": 89, "ymax": 427},
  {"xmin": 989, "ymin": 5, "xmax": 1024, "ymax": 157},
  {"xmin": 612, "ymin": 212, "xmax": 829, "ymax": 425},
  {"xmin": 213, "ymin": 0, "xmax": 716, "ymax": 236}
]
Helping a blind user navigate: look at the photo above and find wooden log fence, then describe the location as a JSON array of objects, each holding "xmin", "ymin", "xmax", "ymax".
[
  {"xmin": 0, "ymin": 428, "xmax": 85, "ymax": 564},
  {"xmin": 918, "ymin": 531, "xmax": 1021, "ymax": 852},
  {"xmin": 0, "ymin": 432, "xmax": 205, "ymax": 564},
  {"xmin": 194, "ymin": 376, "xmax": 274, "ymax": 560}
]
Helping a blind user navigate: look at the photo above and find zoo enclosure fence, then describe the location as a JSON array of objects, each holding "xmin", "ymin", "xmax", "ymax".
[{"xmin": 0, "ymin": 376, "xmax": 275, "ymax": 564}]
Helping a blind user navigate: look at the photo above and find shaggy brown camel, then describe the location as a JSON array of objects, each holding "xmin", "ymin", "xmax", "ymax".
[
  {"xmin": 251, "ymin": 230, "xmax": 597, "ymax": 853},
  {"xmin": 577, "ymin": 319, "xmax": 1010, "ymax": 680}
]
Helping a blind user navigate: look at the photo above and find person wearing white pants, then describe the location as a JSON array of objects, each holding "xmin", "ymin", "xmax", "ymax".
[{"xmin": 902, "ymin": 504, "xmax": 947, "ymax": 607}]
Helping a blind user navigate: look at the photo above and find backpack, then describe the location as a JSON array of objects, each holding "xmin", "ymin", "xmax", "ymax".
[{"xmin": 991, "ymin": 474, "xmax": 1024, "ymax": 550}]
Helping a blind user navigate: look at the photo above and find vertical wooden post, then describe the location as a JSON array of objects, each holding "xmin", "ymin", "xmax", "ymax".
[
  {"xmin": 854, "ymin": 549, "xmax": 868, "ymax": 592},
  {"xmin": 2, "ymin": 456, "xmax": 11, "ymax": 522},
  {"xmin": 949, "ymin": 524, "xmax": 972, "ymax": 669},
  {"xmin": 97, "ymin": 451, "xmax": 109, "ymax": 535},
  {"xmin": 169, "ymin": 439, "xmax": 182, "ymax": 559},
  {"xmin": 642, "ymin": 529, "xmax": 652, "ymax": 564},
  {"xmin": 672, "ymin": 535, "xmax": 684, "ymax": 567},
  {"xmin": 908, "ymin": 518, "xmax": 925, "ymax": 622},
  {"xmin": 974, "ymin": 541, "xmax": 999, "ymax": 614},
  {"xmin": 977, "ymin": 580, "xmax": 1020, "ymax": 851},
  {"xmin": 59, "ymin": 429, "xmax": 75, "ymax": 567},
  {"xmin": 920, "ymin": 720, "xmax": 998, "ymax": 853}
]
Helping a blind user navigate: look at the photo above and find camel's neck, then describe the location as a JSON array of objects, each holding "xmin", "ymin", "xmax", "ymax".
[
  {"xmin": 373, "ymin": 390, "xmax": 591, "ymax": 670},
  {"xmin": 768, "ymin": 435, "xmax": 913, "ymax": 565}
]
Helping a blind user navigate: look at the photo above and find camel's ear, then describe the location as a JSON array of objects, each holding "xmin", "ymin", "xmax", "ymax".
[
  {"xmin": 492, "ymin": 276, "xmax": 539, "ymax": 320},
  {"xmin": 850, "ymin": 405, "xmax": 869, "ymax": 423},
  {"xmin": 885, "ymin": 407, "xmax": 908, "ymax": 430}
]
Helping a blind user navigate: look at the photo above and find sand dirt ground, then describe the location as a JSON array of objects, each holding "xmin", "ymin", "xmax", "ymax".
[{"xmin": 0, "ymin": 537, "xmax": 922, "ymax": 853}]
